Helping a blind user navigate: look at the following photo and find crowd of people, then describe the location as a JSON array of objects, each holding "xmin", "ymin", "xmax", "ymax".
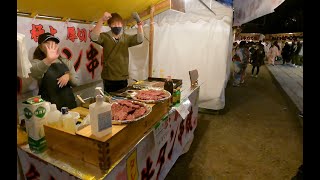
[{"xmin": 231, "ymin": 39, "xmax": 303, "ymax": 87}]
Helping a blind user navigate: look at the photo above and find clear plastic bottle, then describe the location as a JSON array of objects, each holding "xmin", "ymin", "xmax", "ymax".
[
  {"xmin": 89, "ymin": 95, "xmax": 112, "ymax": 138},
  {"xmin": 61, "ymin": 107, "xmax": 76, "ymax": 134},
  {"xmin": 46, "ymin": 104, "xmax": 62, "ymax": 129}
]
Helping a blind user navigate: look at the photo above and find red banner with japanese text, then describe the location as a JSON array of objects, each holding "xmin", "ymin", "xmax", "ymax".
[
  {"xmin": 105, "ymin": 87, "xmax": 199, "ymax": 180},
  {"xmin": 17, "ymin": 16, "xmax": 109, "ymax": 90}
]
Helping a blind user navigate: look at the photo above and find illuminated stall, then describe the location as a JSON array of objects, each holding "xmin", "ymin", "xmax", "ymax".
[{"xmin": 17, "ymin": 0, "xmax": 233, "ymax": 179}]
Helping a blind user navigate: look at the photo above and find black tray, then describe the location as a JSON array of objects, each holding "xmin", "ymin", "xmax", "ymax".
[
  {"xmin": 147, "ymin": 77, "xmax": 182, "ymax": 89},
  {"xmin": 108, "ymin": 77, "xmax": 182, "ymax": 97}
]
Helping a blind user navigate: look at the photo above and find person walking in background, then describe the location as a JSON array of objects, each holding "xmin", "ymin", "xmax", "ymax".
[
  {"xmin": 268, "ymin": 41, "xmax": 280, "ymax": 66},
  {"xmin": 290, "ymin": 39, "xmax": 298, "ymax": 67},
  {"xmin": 240, "ymin": 42, "xmax": 250, "ymax": 84},
  {"xmin": 232, "ymin": 42, "xmax": 238, "ymax": 58},
  {"xmin": 281, "ymin": 42, "xmax": 291, "ymax": 65},
  {"xmin": 298, "ymin": 42, "xmax": 303, "ymax": 66},
  {"xmin": 292, "ymin": 41, "xmax": 302, "ymax": 67},
  {"xmin": 275, "ymin": 41, "xmax": 283, "ymax": 63},
  {"xmin": 249, "ymin": 42, "xmax": 256, "ymax": 64},
  {"xmin": 232, "ymin": 41, "xmax": 249, "ymax": 86},
  {"xmin": 264, "ymin": 41, "xmax": 271, "ymax": 62},
  {"xmin": 251, "ymin": 43, "xmax": 265, "ymax": 78}
]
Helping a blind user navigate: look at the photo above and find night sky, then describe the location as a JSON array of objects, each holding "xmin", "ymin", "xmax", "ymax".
[{"xmin": 240, "ymin": 0, "xmax": 303, "ymax": 34}]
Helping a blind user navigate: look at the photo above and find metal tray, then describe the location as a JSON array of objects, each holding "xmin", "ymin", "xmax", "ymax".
[
  {"xmin": 111, "ymin": 100, "xmax": 152, "ymax": 125},
  {"xmin": 130, "ymin": 88, "xmax": 171, "ymax": 104}
]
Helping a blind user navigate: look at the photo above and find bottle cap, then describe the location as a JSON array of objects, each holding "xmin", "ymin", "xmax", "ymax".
[
  {"xmin": 96, "ymin": 95, "xmax": 104, "ymax": 103},
  {"xmin": 50, "ymin": 104, "xmax": 57, "ymax": 111},
  {"xmin": 61, "ymin": 107, "xmax": 69, "ymax": 114}
]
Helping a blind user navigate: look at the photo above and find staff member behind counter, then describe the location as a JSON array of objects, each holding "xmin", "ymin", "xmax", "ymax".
[
  {"xmin": 90, "ymin": 11, "xmax": 144, "ymax": 93},
  {"xmin": 30, "ymin": 33, "xmax": 80, "ymax": 110}
]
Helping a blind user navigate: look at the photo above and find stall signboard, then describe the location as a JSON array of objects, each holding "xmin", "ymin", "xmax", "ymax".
[
  {"xmin": 235, "ymin": 33, "xmax": 263, "ymax": 41},
  {"xmin": 17, "ymin": 16, "xmax": 109, "ymax": 88},
  {"xmin": 264, "ymin": 32, "xmax": 303, "ymax": 41}
]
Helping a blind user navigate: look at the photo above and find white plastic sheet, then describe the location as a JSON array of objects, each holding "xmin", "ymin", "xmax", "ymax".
[
  {"xmin": 127, "ymin": 0, "xmax": 233, "ymax": 110},
  {"xmin": 233, "ymin": 0, "xmax": 285, "ymax": 26},
  {"xmin": 17, "ymin": 33, "xmax": 32, "ymax": 78}
]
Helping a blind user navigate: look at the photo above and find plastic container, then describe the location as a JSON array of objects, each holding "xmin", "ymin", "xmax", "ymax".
[
  {"xmin": 69, "ymin": 111, "xmax": 80, "ymax": 123},
  {"xmin": 61, "ymin": 107, "xmax": 76, "ymax": 134},
  {"xmin": 46, "ymin": 104, "xmax": 62, "ymax": 129},
  {"xmin": 22, "ymin": 96, "xmax": 49, "ymax": 153},
  {"xmin": 89, "ymin": 95, "xmax": 112, "ymax": 138}
]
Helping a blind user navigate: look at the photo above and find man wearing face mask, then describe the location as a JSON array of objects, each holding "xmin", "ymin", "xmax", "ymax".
[{"xmin": 90, "ymin": 12, "xmax": 144, "ymax": 93}]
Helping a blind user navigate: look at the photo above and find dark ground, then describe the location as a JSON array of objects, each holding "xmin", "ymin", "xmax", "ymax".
[{"xmin": 165, "ymin": 65, "xmax": 303, "ymax": 180}]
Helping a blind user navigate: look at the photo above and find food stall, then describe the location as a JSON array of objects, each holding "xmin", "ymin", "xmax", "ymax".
[
  {"xmin": 17, "ymin": 82, "xmax": 200, "ymax": 179},
  {"xmin": 17, "ymin": 0, "xmax": 230, "ymax": 178}
]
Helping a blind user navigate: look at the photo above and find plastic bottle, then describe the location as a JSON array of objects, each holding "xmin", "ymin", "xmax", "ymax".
[
  {"xmin": 164, "ymin": 76, "xmax": 174, "ymax": 106},
  {"xmin": 176, "ymin": 87, "xmax": 181, "ymax": 104},
  {"xmin": 46, "ymin": 104, "xmax": 62, "ymax": 129},
  {"xmin": 61, "ymin": 107, "xmax": 76, "ymax": 134},
  {"xmin": 164, "ymin": 76, "xmax": 174, "ymax": 95},
  {"xmin": 172, "ymin": 89, "xmax": 177, "ymax": 105},
  {"xmin": 89, "ymin": 94, "xmax": 112, "ymax": 138}
]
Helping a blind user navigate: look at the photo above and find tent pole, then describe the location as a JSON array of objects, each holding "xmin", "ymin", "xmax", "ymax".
[{"xmin": 148, "ymin": 5, "xmax": 155, "ymax": 77}]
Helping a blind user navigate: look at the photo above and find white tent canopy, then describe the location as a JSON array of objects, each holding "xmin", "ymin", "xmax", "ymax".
[
  {"xmin": 233, "ymin": 0, "xmax": 285, "ymax": 26},
  {"xmin": 127, "ymin": 0, "xmax": 233, "ymax": 110}
]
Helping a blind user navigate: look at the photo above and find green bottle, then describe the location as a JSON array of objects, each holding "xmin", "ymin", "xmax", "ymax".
[{"xmin": 176, "ymin": 87, "xmax": 181, "ymax": 104}]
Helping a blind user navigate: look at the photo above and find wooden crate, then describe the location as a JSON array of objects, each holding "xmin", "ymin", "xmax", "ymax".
[{"xmin": 44, "ymin": 99, "xmax": 170, "ymax": 172}]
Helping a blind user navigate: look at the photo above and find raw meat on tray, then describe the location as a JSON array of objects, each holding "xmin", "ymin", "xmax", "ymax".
[
  {"xmin": 135, "ymin": 89, "xmax": 169, "ymax": 101},
  {"xmin": 111, "ymin": 100, "xmax": 149, "ymax": 121}
]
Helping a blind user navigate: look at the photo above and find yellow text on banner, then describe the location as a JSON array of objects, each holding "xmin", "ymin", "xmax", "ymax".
[{"xmin": 126, "ymin": 149, "xmax": 138, "ymax": 180}]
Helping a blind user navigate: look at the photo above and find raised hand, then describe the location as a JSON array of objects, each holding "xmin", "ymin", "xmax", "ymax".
[
  {"xmin": 102, "ymin": 12, "xmax": 112, "ymax": 22},
  {"xmin": 45, "ymin": 41, "xmax": 59, "ymax": 62}
]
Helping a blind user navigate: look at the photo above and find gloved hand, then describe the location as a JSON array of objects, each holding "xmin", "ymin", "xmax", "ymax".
[{"xmin": 132, "ymin": 12, "xmax": 141, "ymax": 23}]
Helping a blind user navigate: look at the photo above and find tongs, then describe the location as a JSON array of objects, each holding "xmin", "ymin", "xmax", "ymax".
[{"xmin": 76, "ymin": 88, "xmax": 115, "ymax": 105}]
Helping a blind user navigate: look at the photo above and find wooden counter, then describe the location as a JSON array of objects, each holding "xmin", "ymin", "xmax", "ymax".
[
  {"xmin": 17, "ymin": 86, "xmax": 200, "ymax": 180},
  {"xmin": 44, "ymin": 99, "xmax": 170, "ymax": 172}
]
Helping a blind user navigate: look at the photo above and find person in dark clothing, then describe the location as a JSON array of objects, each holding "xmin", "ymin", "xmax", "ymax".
[
  {"xmin": 290, "ymin": 39, "xmax": 298, "ymax": 66},
  {"xmin": 30, "ymin": 33, "xmax": 80, "ymax": 110},
  {"xmin": 282, "ymin": 42, "xmax": 291, "ymax": 65},
  {"xmin": 90, "ymin": 12, "xmax": 144, "ymax": 93},
  {"xmin": 293, "ymin": 41, "xmax": 303, "ymax": 66},
  {"xmin": 251, "ymin": 44, "xmax": 265, "ymax": 78}
]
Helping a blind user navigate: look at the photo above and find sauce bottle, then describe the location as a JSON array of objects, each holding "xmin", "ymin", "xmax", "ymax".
[
  {"xmin": 164, "ymin": 76, "xmax": 174, "ymax": 94},
  {"xmin": 89, "ymin": 95, "xmax": 112, "ymax": 138},
  {"xmin": 61, "ymin": 107, "xmax": 76, "ymax": 134}
]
